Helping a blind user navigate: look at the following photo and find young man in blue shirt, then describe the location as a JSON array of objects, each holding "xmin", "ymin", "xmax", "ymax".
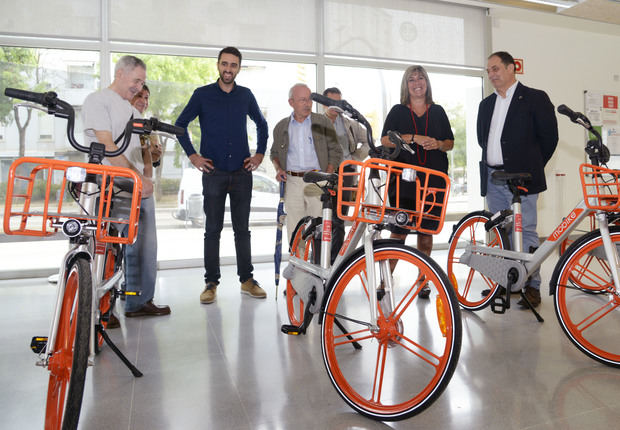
[{"xmin": 175, "ymin": 47, "xmax": 269, "ymax": 304}]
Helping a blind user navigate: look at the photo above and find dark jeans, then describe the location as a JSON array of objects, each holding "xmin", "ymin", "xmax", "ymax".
[{"xmin": 202, "ymin": 168, "xmax": 253, "ymax": 284}]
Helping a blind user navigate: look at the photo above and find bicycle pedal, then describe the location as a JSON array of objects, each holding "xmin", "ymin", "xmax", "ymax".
[
  {"xmin": 117, "ymin": 290, "xmax": 140, "ymax": 297},
  {"xmin": 30, "ymin": 336, "xmax": 48, "ymax": 354},
  {"xmin": 490, "ymin": 296, "xmax": 508, "ymax": 314},
  {"xmin": 281, "ymin": 324, "xmax": 305, "ymax": 336}
]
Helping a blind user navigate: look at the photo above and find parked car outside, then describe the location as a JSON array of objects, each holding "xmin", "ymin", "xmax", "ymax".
[{"xmin": 172, "ymin": 167, "xmax": 279, "ymax": 227}]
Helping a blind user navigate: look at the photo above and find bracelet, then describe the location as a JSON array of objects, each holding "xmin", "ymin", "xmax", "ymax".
[{"xmin": 410, "ymin": 135, "xmax": 415, "ymax": 145}]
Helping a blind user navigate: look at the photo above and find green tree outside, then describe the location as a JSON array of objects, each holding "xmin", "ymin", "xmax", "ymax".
[{"xmin": 113, "ymin": 53, "xmax": 219, "ymax": 198}]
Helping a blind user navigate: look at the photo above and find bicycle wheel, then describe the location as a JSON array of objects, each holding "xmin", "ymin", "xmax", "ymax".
[
  {"xmin": 446, "ymin": 211, "xmax": 510, "ymax": 311},
  {"xmin": 286, "ymin": 216, "xmax": 317, "ymax": 326},
  {"xmin": 321, "ymin": 242, "xmax": 461, "ymax": 421},
  {"xmin": 551, "ymin": 227, "xmax": 620, "ymax": 367},
  {"xmin": 45, "ymin": 257, "xmax": 92, "ymax": 430}
]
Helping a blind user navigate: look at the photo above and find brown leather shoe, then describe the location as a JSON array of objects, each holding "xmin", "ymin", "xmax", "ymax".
[
  {"xmin": 125, "ymin": 300, "xmax": 171, "ymax": 317},
  {"xmin": 517, "ymin": 286, "xmax": 541, "ymax": 308},
  {"xmin": 106, "ymin": 313, "xmax": 121, "ymax": 329}
]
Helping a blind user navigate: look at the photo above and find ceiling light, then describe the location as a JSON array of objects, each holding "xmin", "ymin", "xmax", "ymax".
[{"xmin": 521, "ymin": 0, "xmax": 580, "ymax": 9}]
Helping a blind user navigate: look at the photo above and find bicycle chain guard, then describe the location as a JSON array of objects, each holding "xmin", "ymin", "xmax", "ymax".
[
  {"xmin": 282, "ymin": 263, "xmax": 324, "ymax": 314},
  {"xmin": 459, "ymin": 245, "xmax": 528, "ymax": 291}
]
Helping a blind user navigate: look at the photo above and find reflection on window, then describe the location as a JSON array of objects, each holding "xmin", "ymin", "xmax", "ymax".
[
  {"xmin": 38, "ymin": 112, "xmax": 54, "ymax": 141},
  {"xmin": 324, "ymin": 65, "xmax": 483, "ymax": 212},
  {"xmin": 67, "ymin": 63, "xmax": 96, "ymax": 89}
]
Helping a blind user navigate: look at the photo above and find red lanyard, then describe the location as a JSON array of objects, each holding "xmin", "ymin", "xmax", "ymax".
[{"xmin": 409, "ymin": 104, "xmax": 429, "ymax": 165}]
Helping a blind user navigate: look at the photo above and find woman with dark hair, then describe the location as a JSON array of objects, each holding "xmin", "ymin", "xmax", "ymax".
[
  {"xmin": 130, "ymin": 84, "xmax": 163, "ymax": 168},
  {"xmin": 380, "ymin": 65, "xmax": 454, "ymax": 297}
]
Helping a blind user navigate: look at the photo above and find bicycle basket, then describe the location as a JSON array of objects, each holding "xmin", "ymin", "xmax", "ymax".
[
  {"xmin": 337, "ymin": 158, "xmax": 451, "ymax": 235},
  {"xmin": 579, "ymin": 163, "xmax": 620, "ymax": 211},
  {"xmin": 3, "ymin": 157, "xmax": 142, "ymax": 244}
]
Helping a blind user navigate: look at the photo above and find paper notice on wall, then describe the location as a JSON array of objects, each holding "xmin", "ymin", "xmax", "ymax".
[
  {"xmin": 608, "ymin": 127, "xmax": 620, "ymax": 155},
  {"xmin": 585, "ymin": 91, "xmax": 603, "ymax": 126},
  {"xmin": 602, "ymin": 95, "xmax": 619, "ymax": 126}
]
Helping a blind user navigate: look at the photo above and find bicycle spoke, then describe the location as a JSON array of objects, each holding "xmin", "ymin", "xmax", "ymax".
[
  {"xmin": 371, "ymin": 342, "xmax": 389, "ymax": 405},
  {"xmin": 333, "ymin": 329, "xmax": 374, "ymax": 347},
  {"xmin": 554, "ymin": 228, "xmax": 620, "ymax": 367},
  {"xmin": 392, "ymin": 333, "xmax": 443, "ymax": 367},
  {"xmin": 572, "ymin": 298, "xmax": 620, "ymax": 333},
  {"xmin": 572, "ymin": 259, "xmax": 613, "ymax": 290},
  {"xmin": 392, "ymin": 273, "xmax": 424, "ymax": 321}
]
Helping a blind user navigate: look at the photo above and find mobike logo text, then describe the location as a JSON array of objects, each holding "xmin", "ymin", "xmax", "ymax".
[
  {"xmin": 95, "ymin": 242, "xmax": 106, "ymax": 255},
  {"xmin": 322, "ymin": 219, "xmax": 332, "ymax": 243},
  {"xmin": 514, "ymin": 214, "xmax": 522, "ymax": 232},
  {"xmin": 549, "ymin": 209, "xmax": 583, "ymax": 241}
]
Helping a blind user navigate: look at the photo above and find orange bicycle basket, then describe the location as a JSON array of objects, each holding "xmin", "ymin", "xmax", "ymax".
[
  {"xmin": 579, "ymin": 163, "xmax": 620, "ymax": 211},
  {"xmin": 337, "ymin": 158, "xmax": 451, "ymax": 235},
  {"xmin": 3, "ymin": 157, "xmax": 142, "ymax": 244}
]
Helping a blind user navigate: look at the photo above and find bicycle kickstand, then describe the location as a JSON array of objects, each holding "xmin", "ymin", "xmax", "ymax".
[
  {"xmin": 281, "ymin": 290, "xmax": 316, "ymax": 336},
  {"xmin": 96, "ymin": 325, "xmax": 143, "ymax": 377},
  {"xmin": 519, "ymin": 291, "xmax": 544, "ymax": 323}
]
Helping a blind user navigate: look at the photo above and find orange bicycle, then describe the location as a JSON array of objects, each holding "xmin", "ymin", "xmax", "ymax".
[
  {"xmin": 281, "ymin": 94, "xmax": 461, "ymax": 421},
  {"xmin": 3, "ymin": 88, "xmax": 183, "ymax": 429}
]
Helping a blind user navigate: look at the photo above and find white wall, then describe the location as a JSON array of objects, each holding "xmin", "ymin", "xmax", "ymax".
[{"xmin": 486, "ymin": 6, "xmax": 620, "ymax": 235}]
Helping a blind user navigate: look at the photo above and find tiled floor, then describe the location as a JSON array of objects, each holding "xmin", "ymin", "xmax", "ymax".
[{"xmin": 1, "ymin": 255, "xmax": 620, "ymax": 429}]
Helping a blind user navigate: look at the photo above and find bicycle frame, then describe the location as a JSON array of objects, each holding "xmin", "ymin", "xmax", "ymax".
[
  {"xmin": 287, "ymin": 156, "xmax": 450, "ymax": 329},
  {"xmin": 3, "ymin": 158, "xmax": 142, "ymax": 367},
  {"xmin": 461, "ymin": 196, "xmax": 620, "ymax": 294},
  {"xmin": 287, "ymin": 173, "xmax": 383, "ymax": 328}
]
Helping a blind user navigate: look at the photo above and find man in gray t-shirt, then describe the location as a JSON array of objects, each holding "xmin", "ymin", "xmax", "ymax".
[{"xmin": 82, "ymin": 55, "xmax": 170, "ymax": 321}]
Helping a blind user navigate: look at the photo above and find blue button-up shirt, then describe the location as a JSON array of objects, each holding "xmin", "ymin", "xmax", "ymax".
[{"xmin": 175, "ymin": 81, "xmax": 268, "ymax": 172}]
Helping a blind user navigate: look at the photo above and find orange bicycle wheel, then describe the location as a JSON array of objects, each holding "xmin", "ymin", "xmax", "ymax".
[
  {"xmin": 446, "ymin": 211, "xmax": 509, "ymax": 311},
  {"xmin": 552, "ymin": 227, "xmax": 620, "ymax": 367},
  {"xmin": 286, "ymin": 216, "xmax": 317, "ymax": 326},
  {"xmin": 45, "ymin": 257, "xmax": 91, "ymax": 430},
  {"xmin": 321, "ymin": 242, "xmax": 461, "ymax": 420}
]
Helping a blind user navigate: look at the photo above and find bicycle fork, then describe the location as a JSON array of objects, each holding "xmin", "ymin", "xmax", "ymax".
[
  {"xmin": 363, "ymin": 227, "xmax": 381, "ymax": 332},
  {"xmin": 597, "ymin": 211, "xmax": 620, "ymax": 292}
]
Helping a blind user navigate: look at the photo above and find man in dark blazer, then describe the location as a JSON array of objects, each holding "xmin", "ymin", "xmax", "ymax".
[{"xmin": 477, "ymin": 51, "xmax": 558, "ymax": 308}]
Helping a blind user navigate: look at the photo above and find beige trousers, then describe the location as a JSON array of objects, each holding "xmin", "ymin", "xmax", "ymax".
[{"xmin": 284, "ymin": 175, "xmax": 323, "ymax": 243}]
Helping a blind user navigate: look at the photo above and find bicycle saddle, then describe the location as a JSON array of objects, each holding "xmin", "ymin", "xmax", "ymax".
[
  {"xmin": 491, "ymin": 171, "xmax": 532, "ymax": 183},
  {"xmin": 303, "ymin": 171, "xmax": 338, "ymax": 185},
  {"xmin": 94, "ymin": 174, "xmax": 136, "ymax": 194}
]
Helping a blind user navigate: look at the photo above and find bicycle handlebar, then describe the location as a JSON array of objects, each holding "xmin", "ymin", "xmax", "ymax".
[
  {"xmin": 4, "ymin": 87, "xmax": 183, "ymax": 160},
  {"xmin": 5, "ymin": 88, "xmax": 58, "ymax": 106},
  {"xmin": 311, "ymin": 92, "xmax": 375, "ymax": 152},
  {"xmin": 557, "ymin": 104, "xmax": 608, "ymax": 165},
  {"xmin": 311, "ymin": 92, "xmax": 409, "ymax": 161},
  {"xmin": 132, "ymin": 117, "xmax": 185, "ymax": 137},
  {"xmin": 558, "ymin": 104, "xmax": 591, "ymax": 127}
]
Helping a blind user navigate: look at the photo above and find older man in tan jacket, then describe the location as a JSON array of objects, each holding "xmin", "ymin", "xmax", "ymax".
[{"xmin": 270, "ymin": 83, "xmax": 342, "ymax": 242}]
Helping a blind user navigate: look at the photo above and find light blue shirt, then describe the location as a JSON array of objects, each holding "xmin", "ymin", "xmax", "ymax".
[{"xmin": 286, "ymin": 114, "xmax": 321, "ymax": 171}]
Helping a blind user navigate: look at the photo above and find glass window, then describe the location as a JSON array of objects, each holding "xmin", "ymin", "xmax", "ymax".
[
  {"xmin": 325, "ymin": 64, "xmax": 483, "ymax": 213},
  {"xmin": 0, "ymin": 0, "xmax": 100, "ymax": 39},
  {"xmin": 324, "ymin": 0, "xmax": 486, "ymax": 67},
  {"xmin": 67, "ymin": 63, "xmax": 97, "ymax": 89},
  {"xmin": 109, "ymin": 0, "xmax": 317, "ymax": 53},
  {"xmin": 0, "ymin": 47, "xmax": 99, "ymax": 257},
  {"xmin": 38, "ymin": 112, "xmax": 54, "ymax": 141},
  {"xmin": 109, "ymin": 52, "xmax": 316, "ymax": 263}
]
